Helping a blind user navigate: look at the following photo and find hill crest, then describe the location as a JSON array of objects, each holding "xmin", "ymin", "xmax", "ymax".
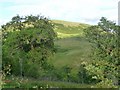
[{"xmin": 52, "ymin": 20, "xmax": 90, "ymax": 27}]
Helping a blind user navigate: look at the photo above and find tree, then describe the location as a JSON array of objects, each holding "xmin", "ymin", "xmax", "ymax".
[
  {"xmin": 84, "ymin": 17, "xmax": 119, "ymax": 87},
  {"xmin": 2, "ymin": 15, "xmax": 56, "ymax": 78}
]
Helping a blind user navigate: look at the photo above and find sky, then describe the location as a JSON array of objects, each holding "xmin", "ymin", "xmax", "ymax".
[{"xmin": 0, "ymin": 0, "xmax": 119, "ymax": 26}]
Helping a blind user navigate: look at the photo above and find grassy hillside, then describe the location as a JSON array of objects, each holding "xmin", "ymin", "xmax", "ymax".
[
  {"xmin": 48, "ymin": 37, "xmax": 92, "ymax": 75},
  {"xmin": 48, "ymin": 20, "xmax": 92, "ymax": 75},
  {"xmin": 52, "ymin": 20, "xmax": 89, "ymax": 27},
  {"xmin": 52, "ymin": 20, "xmax": 90, "ymax": 38}
]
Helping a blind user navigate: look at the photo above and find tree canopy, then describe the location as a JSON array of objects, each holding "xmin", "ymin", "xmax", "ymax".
[
  {"xmin": 2, "ymin": 15, "xmax": 56, "ymax": 77},
  {"xmin": 84, "ymin": 17, "xmax": 120, "ymax": 87}
]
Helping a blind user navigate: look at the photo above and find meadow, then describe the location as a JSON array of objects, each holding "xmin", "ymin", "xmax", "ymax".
[{"xmin": 48, "ymin": 20, "xmax": 92, "ymax": 72}]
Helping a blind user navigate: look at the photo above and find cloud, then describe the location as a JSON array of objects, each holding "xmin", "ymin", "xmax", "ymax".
[{"xmin": 0, "ymin": 0, "xmax": 119, "ymax": 25}]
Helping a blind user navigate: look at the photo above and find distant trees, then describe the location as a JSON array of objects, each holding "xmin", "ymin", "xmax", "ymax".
[
  {"xmin": 2, "ymin": 15, "xmax": 56, "ymax": 77},
  {"xmin": 84, "ymin": 17, "xmax": 120, "ymax": 87}
]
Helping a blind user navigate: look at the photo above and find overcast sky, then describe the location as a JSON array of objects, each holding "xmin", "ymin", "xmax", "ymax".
[{"xmin": 0, "ymin": 0, "xmax": 119, "ymax": 25}]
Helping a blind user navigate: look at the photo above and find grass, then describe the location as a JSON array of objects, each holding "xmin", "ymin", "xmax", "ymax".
[
  {"xmin": 53, "ymin": 20, "xmax": 90, "ymax": 38},
  {"xmin": 56, "ymin": 32, "xmax": 80, "ymax": 38},
  {"xmin": 48, "ymin": 37, "xmax": 92, "ymax": 73},
  {"xmin": 2, "ymin": 76, "xmax": 92, "ymax": 89},
  {"xmin": 52, "ymin": 20, "xmax": 89, "ymax": 27},
  {"xmin": 48, "ymin": 20, "xmax": 92, "ymax": 81},
  {"xmin": 48, "ymin": 21, "xmax": 118, "ymax": 88}
]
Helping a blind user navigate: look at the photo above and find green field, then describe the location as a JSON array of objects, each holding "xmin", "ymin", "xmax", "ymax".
[
  {"xmin": 49, "ymin": 20, "xmax": 91, "ymax": 68},
  {"xmin": 47, "ymin": 20, "xmax": 93, "ymax": 82},
  {"xmin": 49, "ymin": 37, "xmax": 92, "ymax": 69}
]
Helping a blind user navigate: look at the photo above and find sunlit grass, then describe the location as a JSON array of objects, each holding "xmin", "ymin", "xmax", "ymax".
[
  {"xmin": 56, "ymin": 32, "xmax": 80, "ymax": 38},
  {"xmin": 52, "ymin": 20, "xmax": 89, "ymax": 27}
]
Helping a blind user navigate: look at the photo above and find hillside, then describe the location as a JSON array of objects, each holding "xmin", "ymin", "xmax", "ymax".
[
  {"xmin": 52, "ymin": 20, "xmax": 89, "ymax": 27},
  {"xmin": 48, "ymin": 20, "xmax": 92, "ymax": 76},
  {"xmin": 52, "ymin": 20, "xmax": 90, "ymax": 38}
]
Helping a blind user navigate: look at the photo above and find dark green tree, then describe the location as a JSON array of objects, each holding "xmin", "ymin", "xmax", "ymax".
[
  {"xmin": 84, "ymin": 17, "xmax": 119, "ymax": 87},
  {"xmin": 2, "ymin": 15, "xmax": 56, "ymax": 78}
]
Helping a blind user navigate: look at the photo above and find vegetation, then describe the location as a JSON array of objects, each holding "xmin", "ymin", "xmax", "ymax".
[
  {"xmin": 2, "ymin": 15, "xmax": 56, "ymax": 78},
  {"xmin": 1, "ymin": 15, "xmax": 119, "ymax": 89},
  {"xmin": 53, "ymin": 20, "xmax": 89, "ymax": 38},
  {"xmin": 84, "ymin": 17, "xmax": 119, "ymax": 87}
]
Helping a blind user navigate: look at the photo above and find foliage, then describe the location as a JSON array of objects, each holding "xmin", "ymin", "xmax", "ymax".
[
  {"xmin": 84, "ymin": 17, "xmax": 119, "ymax": 87},
  {"xmin": 2, "ymin": 15, "xmax": 56, "ymax": 78},
  {"xmin": 2, "ymin": 16, "xmax": 120, "ymax": 88}
]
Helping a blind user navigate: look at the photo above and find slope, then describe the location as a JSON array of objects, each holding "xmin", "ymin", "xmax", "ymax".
[
  {"xmin": 48, "ymin": 20, "xmax": 92, "ymax": 73},
  {"xmin": 52, "ymin": 20, "xmax": 90, "ymax": 38}
]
